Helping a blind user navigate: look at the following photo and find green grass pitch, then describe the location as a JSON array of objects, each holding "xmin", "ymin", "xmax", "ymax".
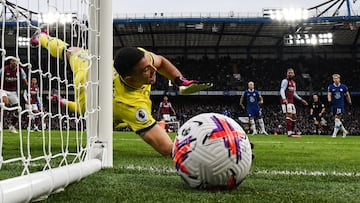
[{"xmin": 1, "ymin": 131, "xmax": 360, "ymax": 202}]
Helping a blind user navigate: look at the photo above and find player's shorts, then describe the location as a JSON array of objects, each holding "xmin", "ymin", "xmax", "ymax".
[
  {"xmin": 313, "ymin": 115, "xmax": 323, "ymax": 122},
  {"xmin": 3, "ymin": 90, "xmax": 19, "ymax": 105},
  {"xmin": 281, "ymin": 103, "xmax": 296, "ymax": 114},
  {"xmin": 330, "ymin": 106, "xmax": 344, "ymax": 116},
  {"xmin": 25, "ymin": 103, "xmax": 39, "ymax": 112},
  {"xmin": 0, "ymin": 90, "xmax": 6, "ymax": 99},
  {"xmin": 162, "ymin": 114, "xmax": 171, "ymax": 121},
  {"xmin": 247, "ymin": 108, "xmax": 262, "ymax": 118}
]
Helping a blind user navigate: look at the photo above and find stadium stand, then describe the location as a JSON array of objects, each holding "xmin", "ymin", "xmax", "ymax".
[{"xmin": 2, "ymin": 10, "xmax": 360, "ymax": 134}]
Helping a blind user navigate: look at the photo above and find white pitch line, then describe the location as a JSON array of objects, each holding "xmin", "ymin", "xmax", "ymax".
[
  {"xmin": 122, "ymin": 165, "xmax": 360, "ymax": 177},
  {"xmin": 123, "ymin": 164, "xmax": 177, "ymax": 174},
  {"xmin": 113, "ymin": 137, "xmax": 360, "ymax": 145},
  {"xmin": 114, "ymin": 138, "xmax": 143, "ymax": 141},
  {"xmin": 254, "ymin": 170, "xmax": 360, "ymax": 177},
  {"xmin": 253, "ymin": 141, "xmax": 359, "ymax": 145},
  {"xmin": 3, "ymin": 163, "xmax": 359, "ymax": 178}
]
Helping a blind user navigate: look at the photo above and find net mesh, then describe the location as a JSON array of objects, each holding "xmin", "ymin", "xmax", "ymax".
[{"xmin": 0, "ymin": 0, "xmax": 100, "ymax": 180}]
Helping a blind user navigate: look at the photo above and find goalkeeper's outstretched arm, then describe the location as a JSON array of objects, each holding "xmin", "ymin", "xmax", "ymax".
[{"xmin": 150, "ymin": 52, "xmax": 213, "ymax": 94}]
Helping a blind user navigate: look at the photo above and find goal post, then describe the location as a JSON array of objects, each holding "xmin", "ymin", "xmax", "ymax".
[
  {"xmin": 0, "ymin": 0, "xmax": 113, "ymax": 202},
  {"xmin": 87, "ymin": 0, "xmax": 113, "ymax": 168}
]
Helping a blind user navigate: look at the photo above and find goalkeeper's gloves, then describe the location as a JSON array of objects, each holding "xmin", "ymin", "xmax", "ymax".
[{"xmin": 174, "ymin": 76, "xmax": 213, "ymax": 95}]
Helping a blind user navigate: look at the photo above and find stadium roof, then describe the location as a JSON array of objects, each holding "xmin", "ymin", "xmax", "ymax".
[
  {"xmin": 2, "ymin": 15, "xmax": 360, "ymax": 58},
  {"xmin": 112, "ymin": 15, "xmax": 360, "ymax": 58}
]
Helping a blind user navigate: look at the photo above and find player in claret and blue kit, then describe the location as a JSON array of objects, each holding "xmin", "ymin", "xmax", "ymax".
[{"xmin": 280, "ymin": 68, "xmax": 308, "ymax": 137}]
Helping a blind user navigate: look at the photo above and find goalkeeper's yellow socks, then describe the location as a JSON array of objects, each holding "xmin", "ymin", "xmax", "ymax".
[
  {"xmin": 39, "ymin": 34, "xmax": 69, "ymax": 60},
  {"xmin": 51, "ymin": 94, "xmax": 78, "ymax": 114},
  {"xmin": 66, "ymin": 101, "xmax": 78, "ymax": 113}
]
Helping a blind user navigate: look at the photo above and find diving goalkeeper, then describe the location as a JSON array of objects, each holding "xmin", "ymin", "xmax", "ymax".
[{"xmin": 31, "ymin": 29, "xmax": 212, "ymax": 157}]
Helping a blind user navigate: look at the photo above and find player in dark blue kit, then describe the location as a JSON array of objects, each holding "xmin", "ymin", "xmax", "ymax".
[
  {"xmin": 327, "ymin": 74, "xmax": 352, "ymax": 138},
  {"xmin": 240, "ymin": 81, "xmax": 267, "ymax": 135}
]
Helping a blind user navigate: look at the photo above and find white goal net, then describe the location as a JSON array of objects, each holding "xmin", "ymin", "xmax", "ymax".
[{"xmin": 0, "ymin": 0, "xmax": 112, "ymax": 202}]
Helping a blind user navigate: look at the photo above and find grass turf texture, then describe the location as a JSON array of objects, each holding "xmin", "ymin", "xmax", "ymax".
[{"xmin": 1, "ymin": 131, "xmax": 359, "ymax": 202}]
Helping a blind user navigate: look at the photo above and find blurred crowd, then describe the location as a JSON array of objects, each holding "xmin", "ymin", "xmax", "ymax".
[
  {"xmin": 151, "ymin": 55, "xmax": 359, "ymax": 135},
  {"xmin": 152, "ymin": 95, "xmax": 359, "ymax": 135},
  {"xmin": 153, "ymin": 56, "xmax": 360, "ymax": 92}
]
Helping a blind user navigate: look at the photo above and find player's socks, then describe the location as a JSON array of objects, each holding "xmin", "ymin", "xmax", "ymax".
[
  {"xmin": 285, "ymin": 118, "xmax": 292, "ymax": 133},
  {"xmin": 340, "ymin": 124, "xmax": 348, "ymax": 137},
  {"xmin": 332, "ymin": 118, "xmax": 341, "ymax": 137},
  {"xmin": 66, "ymin": 101, "xmax": 78, "ymax": 113},
  {"xmin": 258, "ymin": 118, "xmax": 267, "ymax": 134},
  {"xmin": 38, "ymin": 34, "xmax": 69, "ymax": 60},
  {"xmin": 34, "ymin": 116, "xmax": 40, "ymax": 129},
  {"xmin": 291, "ymin": 120, "xmax": 296, "ymax": 132},
  {"xmin": 250, "ymin": 119, "xmax": 257, "ymax": 135}
]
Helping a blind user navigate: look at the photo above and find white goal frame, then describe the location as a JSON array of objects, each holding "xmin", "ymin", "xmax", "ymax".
[{"xmin": 0, "ymin": 0, "xmax": 113, "ymax": 202}]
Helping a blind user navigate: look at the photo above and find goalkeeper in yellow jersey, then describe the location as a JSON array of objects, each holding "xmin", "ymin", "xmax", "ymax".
[{"xmin": 31, "ymin": 29, "xmax": 212, "ymax": 157}]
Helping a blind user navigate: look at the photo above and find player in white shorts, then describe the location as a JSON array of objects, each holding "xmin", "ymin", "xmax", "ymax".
[
  {"xmin": 0, "ymin": 58, "xmax": 29, "ymax": 133},
  {"xmin": 23, "ymin": 77, "xmax": 42, "ymax": 132}
]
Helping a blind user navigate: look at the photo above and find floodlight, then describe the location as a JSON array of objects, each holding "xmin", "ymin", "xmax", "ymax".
[
  {"xmin": 18, "ymin": 36, "xmax": 30, "ymax": 48},
  {"xmin": 284, "ymin": 32, "xmax": 334, "ymax": 46},
  {"xmin": 310, "ymin": 38, "xmax": 317, "ymax": 45},
  {"xmin": 263, "ymin": 8, "xmax": 308, "ymax": 21},
  {"xmin": 38, "ymin": 12, "xmax": 74, "ymax": 24}
]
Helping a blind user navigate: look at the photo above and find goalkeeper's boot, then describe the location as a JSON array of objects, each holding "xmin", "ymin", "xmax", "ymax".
[
  {"xmin": 30, "ymin": 27, "xmax": 48, "ymax": 47},
  {"xmin": 50, "ymin": 93, "xmax": 64, "ymax": 107}
]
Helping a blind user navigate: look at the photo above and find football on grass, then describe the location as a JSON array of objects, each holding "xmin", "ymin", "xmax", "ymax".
[{"xmin": 172, "ymin": 113, "xmax": 252, "ymax": 190}]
